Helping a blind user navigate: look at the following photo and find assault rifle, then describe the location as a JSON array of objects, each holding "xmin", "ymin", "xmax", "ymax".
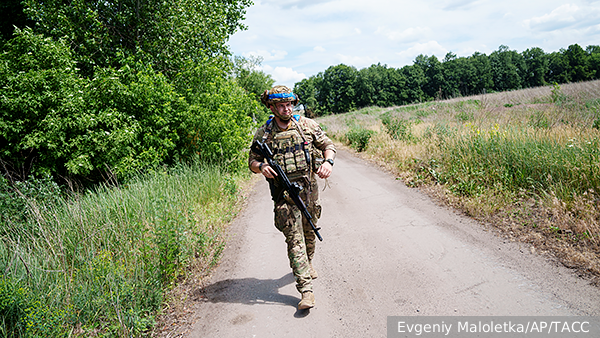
[{"xmin": 251, "ymin": 140, "xmax": 323, "ymax": 241}]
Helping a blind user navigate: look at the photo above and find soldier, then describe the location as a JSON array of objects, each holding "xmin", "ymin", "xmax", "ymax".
[{"xmin": 248, "ymin": 85, "xmax": 336, "ymax": 310}]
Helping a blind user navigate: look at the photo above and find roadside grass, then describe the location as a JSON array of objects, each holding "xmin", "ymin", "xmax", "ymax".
[
  {"xmin": 318, "ymin": 80, "xmax": 600, "ymax": 279},
  {"xmin": 1, "ymin": 164, "xmax": 247, "ymax": 337}
]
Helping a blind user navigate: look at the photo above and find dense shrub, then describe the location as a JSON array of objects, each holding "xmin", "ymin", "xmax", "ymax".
[
  {"xmin": 0, "ymin": 29, "xmax": 257, "ymax": 182},
  {"xmin": 346, "ymin": 126, "xmax": 374, "ymax": 152},
  {"xmin": 381, "ymin": 113, "xmax": 415, "ymax": 142}
]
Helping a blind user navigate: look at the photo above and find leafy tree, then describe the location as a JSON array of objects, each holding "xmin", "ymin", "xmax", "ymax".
[
  {"xmin": 522, "ymin": 47, "xmax": 548, "ymax": 87},
  {"xmin": 0, "ymin": 0, "xmax": 35, "ymax": 41},
  {"xmin": 320, "ymin": 64, "xmax": 358, "ymax": 114},
  {"xmin": 23, "ymin": 0, "xmax": 252, "ymax": 79},
  {"xmin": 490, "ymin": 45, "xmax": 524, "ymax": 91},
  {"xmin": 400, "ymin": 64, "xmax": 426, "ymax": 103},
  {"xmin": 231, "ymin": 55, "xmax": 274, "ymax": 122},
  {"xmin": 418, "ymin": 55, "xmax": 445, "ymax": 99},
  {"xmin": 183, "ymin": 79, "xmax": 257, "ymax": 168},
  {"xmin": 355, "ymin": 63, "xmax": 407, "ymax": 107},
  {"xmin": 587, "ymin": 45, "xmax": 600, "ymax": 79},
  {"xmin": 564, "ymin": 44, "xmax": 592, "ymax": 82},
  {"xmin": 232, "ymin": 55, "xmax": 275, "ymax": 101},
  {"xmin": 442, "ymin": 52, "xmax": 477, "ymax": 98},
  {"xmin": 468, "ymin": 52, "xmax": 493, "ymax": 94},
  {"xmin": 1, "ymin": 28, "xmax": 256, "ymax": 181},
  {"xmin": 0, "ymin": 28, "xmax": 82, "ymax": 178},
  {"xmin": 295, "ymin": 77, "xmax": 321, "ymax": 116},
  {"xmin": 378, "ymin": 66, "xmax": 408, "ymax": 106},
  {"xmin": 547, "ymin": 50, "xmax": 570, "ymax": 84}
]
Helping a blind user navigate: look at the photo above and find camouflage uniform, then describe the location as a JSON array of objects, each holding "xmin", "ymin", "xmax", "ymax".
[{"xmin": 249, "ymin": 115, "xmax": 335, "ymax": 293}]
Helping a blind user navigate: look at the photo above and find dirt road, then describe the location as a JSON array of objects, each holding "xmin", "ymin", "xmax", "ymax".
[{"xmin": 186, "ymin": 149, "xmax": 600, "ymax": 337}]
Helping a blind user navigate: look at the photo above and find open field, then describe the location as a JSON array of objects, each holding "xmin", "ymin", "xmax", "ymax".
[{"xmin": 317, "ymin": 80, "xmax": 600, "ymax": 281}]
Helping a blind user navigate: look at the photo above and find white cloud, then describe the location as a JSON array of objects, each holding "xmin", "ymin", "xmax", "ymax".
[
  {"xmin": 334, "ymin": 54, "xmax": 377, "ymax": 69},
  {"xmin": 524, "ymin": 4, "xmax": 580, "ymax": 31},
  {"xmin": 376, "ymin": 26, "xmax": 431, "ymax": 42},
  {"xmin": 263, "ymin": 65, "xmax": 307, "ymax": 87},
  {"xmin": 314, "ymin": 46, "xmax": 326, "ymax": 52},
  {"xmin": 244, "ymin": 49, "xmax": 288, "ymax": 62},
  {"xmin": 397, "ymin": 41, "xmax": 448, "ymax": 64}
]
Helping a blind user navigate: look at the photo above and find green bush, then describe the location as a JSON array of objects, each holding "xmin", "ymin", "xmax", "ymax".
[
  {"xmin": 381, "ymin": 113, "xmax": 415, "ymax": 141},
  {"xmin": 0, "ymin": 29, "xmax": 256, "ymax": 182},
  {"xmin": 0, "ymin": 174, "xmax": 62, "ymax": 237},
  {"xmin": 346, "ymin": 126, "xmax": 374, "ymax": 152},
  {"xmin": 0, "ymin": 277, "xmax": 28, "ymax": 338}
]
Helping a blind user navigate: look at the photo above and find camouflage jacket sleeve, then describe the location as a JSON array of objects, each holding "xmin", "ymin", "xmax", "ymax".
[
  {"xmin": 248, "ymin": 124, "xmax": 267, "ymax": 171},
  {"xmin": 299, "ymin": 117, "xmax": 336, "ymax": 153}
]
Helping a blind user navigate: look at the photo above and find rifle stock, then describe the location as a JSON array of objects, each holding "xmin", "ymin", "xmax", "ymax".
[{"xmin": 251, "ymin": 140, "xmax": 323, "ymax": 241}]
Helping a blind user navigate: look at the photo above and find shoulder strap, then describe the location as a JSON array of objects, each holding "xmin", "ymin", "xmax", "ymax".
[
  {"xmin": 261, "ymin": 115, "xmax": 274, "ymax": 142},
  {"xmin": 291, "ymin": 115, "xmax": 308, "ymax": 143}
]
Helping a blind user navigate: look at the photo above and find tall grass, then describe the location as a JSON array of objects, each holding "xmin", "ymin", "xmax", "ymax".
[
  {"xmin": 319, "ymin": 80, "xmax": 600, "ymax": 274},
  {"xmin": 1, "ymin": 164, "xmax": 244, "ymax": 337}
]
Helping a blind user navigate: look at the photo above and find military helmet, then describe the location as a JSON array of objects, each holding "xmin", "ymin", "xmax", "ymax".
[{"xmin": 261, "ymin": 85, "xmax": 299, "ymax": 108}]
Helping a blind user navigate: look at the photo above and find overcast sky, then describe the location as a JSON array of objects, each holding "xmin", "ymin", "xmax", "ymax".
[{"xmin": 227, "ymin": 0, "xmax": 600, "ymax": 88}]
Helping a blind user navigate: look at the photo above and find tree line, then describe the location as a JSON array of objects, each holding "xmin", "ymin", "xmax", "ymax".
[
  {"xmin": 294, "ymin": 44, "xmax": 600, "ymax": 115},
  {"xmin": 0, "ymin": 0, "xmax": 274, "ymax": 185}
]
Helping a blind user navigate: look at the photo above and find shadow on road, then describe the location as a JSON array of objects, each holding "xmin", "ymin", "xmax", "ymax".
[{"xmin": 199, "ymin": 273, "xmax": 300, "ymax": 308}]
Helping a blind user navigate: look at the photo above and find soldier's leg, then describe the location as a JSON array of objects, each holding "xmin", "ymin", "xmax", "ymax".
[
  {"xmin": 274, "ymin": 201, "xmax": 312, "ymax": 293},
  {"xmin": 303, "ymin": 178, "xmax": 321, "ymax": 262}
]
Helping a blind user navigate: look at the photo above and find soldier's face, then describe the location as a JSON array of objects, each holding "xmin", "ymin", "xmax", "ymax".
[{"xmin": 271, "ymin": 101, "xmax": 293, "ymax": 120}]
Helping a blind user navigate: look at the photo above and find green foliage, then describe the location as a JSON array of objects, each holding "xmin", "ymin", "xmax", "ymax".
[
  {"xmin": 22, "ymin": 0, "xmax": 251, "ymax": 79},
  {"xmin": 522, "ymin": 47, "xmax": 548, "ymax": 87},
  {"xmin": 355, "ymin": 63, "xmax": 407, "ymax": 107},
  {"xmin": 381, "ymin": 113, "xmax": 415, "ymax": 142},
  {"xmin": 345, "ymin": 126, "xmax": 374, "ymax": 152},
  {"xmin": 231, "ymin": 55, "xmax": 274, "ymax": 122},
  {"xmin": 1, "ymin": 1, "xmax": 257, "ymax": 336},
  {"xmin": 490, "ymin": 45, "xmax": 524, "ymax": 91},
  {"xmin": 0, "ymin": 174, "xmax": 61, "ymax": 237},
  {"xmin": 0, "ymin": 164, "xmax": 242, "ymax": 337},
  {"xmin": 434, "ymin": 125, "xmax": 600, "ymax": 200},
  {"xmin": 1, "ymin": 29, "xmax": 257, "ymax": 182},
  {"xmin": 455, "ymin": 111, "xmax": 474, "ymax": 122},
  {"xmin": 184, "ymin": 79, "xmax": 257, "ymax": 170},
  {"xmin": 0, "ymin": 277, "xmax": 28, "ymax": 337},
  {"xmin": 296, "ymin": 43, "xmax": 598, "ymax": 115},
  {"xmin": 294, "ymin": 77, "xmax": 321, "ymax": 116},
  {"xmin": 232, "ymin": 55, "xmax": 274, "ymax": 100},
  {"xmin": 0, "ymin": 0, "xmax": 35, "ymax": 41},
  {"xmin": 551, "ymin": 83, "xmax": 567, "ymax": 104},
  {"xmin": 0, "ymin": 30, "xmax": 179, "ymax": 178},
  {"xmin": 320, "ymin": 64, "xmax": 358, "ymax": 114}
]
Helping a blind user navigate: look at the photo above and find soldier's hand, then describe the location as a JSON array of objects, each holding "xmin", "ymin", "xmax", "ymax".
[
  {"xmin": 316, "ymin": 161, "xmax": 332, "ymax": 179},
  {"xmin": 261, "ymin": 165, "xmax": 277, "ymax": 179}
]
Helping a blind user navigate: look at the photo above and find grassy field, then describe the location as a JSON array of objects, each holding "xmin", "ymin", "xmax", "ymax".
[
  {"xmin": 1, "ymin": 164, "xmax": 249, "ymax": 337},
  {"xmin": 318, "ymin": 80, "xmax": 600, "ymax": 280}
]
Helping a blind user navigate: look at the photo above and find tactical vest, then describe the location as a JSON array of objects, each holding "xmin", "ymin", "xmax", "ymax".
[{"xmin": 263, "ymin": 115, "xmax": 312, "ymax": 182}]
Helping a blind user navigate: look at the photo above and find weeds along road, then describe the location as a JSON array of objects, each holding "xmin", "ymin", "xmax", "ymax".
[{"xmin": 186, "ymin": 149, "xmax": 600, "ymax": 337}]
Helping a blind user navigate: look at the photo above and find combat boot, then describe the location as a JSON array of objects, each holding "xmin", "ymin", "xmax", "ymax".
[
  {"xmin": 298, "ymin": 291, "xmax": 315, "ymax": 310},
  {"xmin": 309, "ymin": 263, "xmax": 318, "ymax": 279}
]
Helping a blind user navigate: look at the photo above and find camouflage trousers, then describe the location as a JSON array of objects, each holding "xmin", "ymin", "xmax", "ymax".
[{"xmin": 273, "ymin": 177, "xmax": 322, "ymax": 294}]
